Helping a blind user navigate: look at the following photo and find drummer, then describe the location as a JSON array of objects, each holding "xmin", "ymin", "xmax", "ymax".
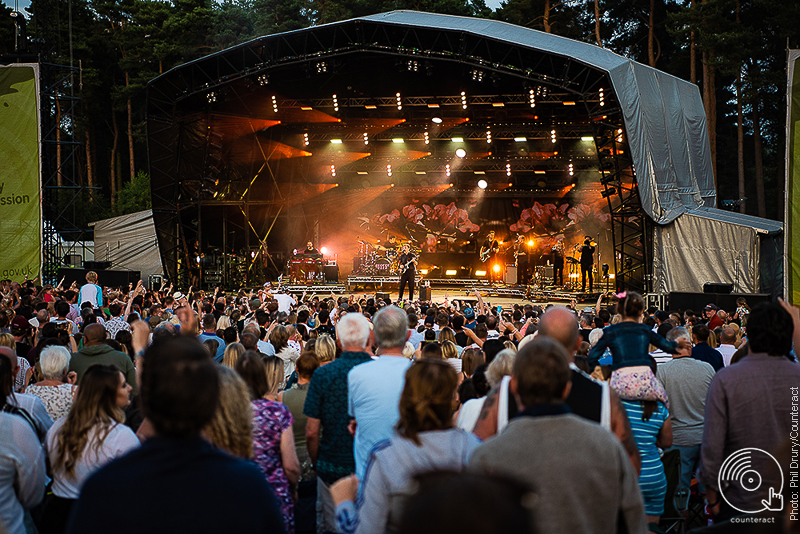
[{"xmin": 302, "ymin": 241, "xmax": 320, "ymax": 255}]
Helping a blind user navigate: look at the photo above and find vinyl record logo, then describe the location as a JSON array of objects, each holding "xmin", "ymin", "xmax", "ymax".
[{"xmin": 718, "ymin": 448, "xmax": 784, "ymax": 514}]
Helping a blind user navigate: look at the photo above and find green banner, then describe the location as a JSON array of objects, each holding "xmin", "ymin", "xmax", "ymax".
[{"xmin": 0, "ymin": 65, "xmax": 41, "ymax": 282}]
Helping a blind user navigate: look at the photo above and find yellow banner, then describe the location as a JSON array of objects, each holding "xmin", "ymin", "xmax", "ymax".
[{"xmin": 0, "ymin": 65, "xmax": 41, "ymax": 281}]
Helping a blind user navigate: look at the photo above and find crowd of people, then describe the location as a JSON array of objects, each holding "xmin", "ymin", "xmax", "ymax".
[{"xmin": 0, "ymin": 272, "xmax": 798, "ymax": 534}]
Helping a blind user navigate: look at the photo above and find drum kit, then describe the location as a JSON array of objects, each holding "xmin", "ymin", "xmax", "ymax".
[{"xmin": 353, "ymin": 239, "xmax": 418, "ymax": 276}]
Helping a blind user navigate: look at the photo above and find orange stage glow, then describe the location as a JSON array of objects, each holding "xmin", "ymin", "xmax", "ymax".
[{"xmin": 492, "ymin": 264, "xmax": 501, "ymax": 273}]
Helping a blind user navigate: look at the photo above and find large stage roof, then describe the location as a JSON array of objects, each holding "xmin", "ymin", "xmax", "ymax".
[{"xmin": 149, "ymin": 10, "xmax": 716, "ymax": 225}]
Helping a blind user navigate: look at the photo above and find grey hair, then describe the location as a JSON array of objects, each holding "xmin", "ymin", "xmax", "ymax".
[
  {"xmin": 667, "ymin": 326, "xmax": 691, "ymax": 344},
  {"xmin": 39, "ymin": 345, "xmax": 71, "ymax": 380},
  {"xmin": 588, "ymin": 328, "xmax": 604, "ymax": 347},
  {"xmin": 337, "ymin": 312, "xmax": 371, "ymax": 350},
  {"xmin": 372, "ymin": 305, "xmax": 408, "ymax": 350},
  {"xmin": 486, "ymin": 349, "xmax": 516, "ymax": 387}
]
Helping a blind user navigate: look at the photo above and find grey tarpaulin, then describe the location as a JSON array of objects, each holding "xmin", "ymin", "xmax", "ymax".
[
  {"xmin": 90, "ymin": 210, "xmax": 163, "ymax": 287},
  {"xmin": 362, "ymin": 11, "xmax": 716, "ymax": 223},
  {"xmin": 652, "ymin": 207, "xmax": 783, "ymax": 294}
]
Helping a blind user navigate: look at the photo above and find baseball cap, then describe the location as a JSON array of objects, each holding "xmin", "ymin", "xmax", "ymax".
[
  {"xmin": 463, "ymin": 307, "xmax": 475, "ymax": 319},
  {"xmin": 11, "ymin": 316, "xmax": 31, "ymax": 330},
  {"xmin": 704, "ymin": 303, "xmax": 718, "ymax": 311}
]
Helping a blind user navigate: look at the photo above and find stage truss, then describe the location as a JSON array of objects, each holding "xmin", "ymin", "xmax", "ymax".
[{"xmin": 147, "ymin": 17, "xmax": 648, "ymax": 291}]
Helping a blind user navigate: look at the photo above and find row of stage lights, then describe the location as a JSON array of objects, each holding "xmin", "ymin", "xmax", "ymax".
[
  {"xmin": 308, "ymin": 131, "xmax": 596, "ymax": 146},
  {"xmin": 254, "ymin": 88, "xmax": 605, "ymax": 113}
]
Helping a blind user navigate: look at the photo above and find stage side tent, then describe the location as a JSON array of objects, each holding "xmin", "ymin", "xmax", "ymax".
[
  {"xmin": 652, "ymin": 207, "xmax": 783, "ymax": 297},
  {"xmin": 90, "ymin": 210, "xmax": 164, "ymax": 287}
]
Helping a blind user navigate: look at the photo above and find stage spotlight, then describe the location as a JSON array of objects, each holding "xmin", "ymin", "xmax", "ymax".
[
  {"xmin": 407, "ymin": 60, "xmax": 419, "ymax": 72},
  {"xmin": 387, "ymin": 165, "xmax": 392, "ymax": 177},
  {"xmin": 471, "ymin": 69, "xmax": 484, "ymax": 82},
  {"xmin": 581, "ymin": 136, "xmax": 594, "ymax": 141},
  {"xmin": 486, "ymin": 130, "xmax": 492, "ymax": 143},
  {"xmin": 601, "ymin": 187, "xmax": 617, "ymax": 198},
  {"xmin": 461, "ymin": 91, "xmax": 467, "ymax": 109},
  {"xmin": 330, "ymin": 165, "xmax": 336, "ymax": 177},
  {"xmin": 492, "ymin": 264, "xmax": 501, "ymax": 273},
  {"xmin": 477, "ymin": 179, "xmax": 488, "ymax": 189},
  {"xmin": 475, "ymin": 270, "xmax": 487, "ymax": 276},
  {"xmin": 424, "ymin": 132, "xmax": 430, "ymax": 144},
  {"xmin": 316, "ymin": 61, "xmax": 328, "ymax": 73},
  {"xmin": 257, "ymin": 74, "xmax": 269, "ymax": 86},
  {"xmin": 333, "ymin": 94, "xmax": 339, "ymax": 112},
  {"xmin": 599, "ymin": 87, "xmax": 605, "ymax": 107},
  {"xmin": 527, "ymin": 240, "xmax": 534, "ymax": 247},
  {"xmin": 392, "ymin": 138, "xmax": 404, "ymax": 144},
  {"xmin": 321, "ymin": 247, "xmax": 329, "ymax": 255},
  {"xmin": 272, "ymin": 95, "xmax": 278, "ymax": 113},
  {"xmin": 456, "ymin": 148, "xmax": 466, "ymax": 158},
  {"xmin": 304, "ymin": 133, "xmax": 309, "ymax": 146},
  {"xmin": 207, "ymin": 91, "xmax": 216, "ymax": 103},
  {"xmin": 514, "ymin": 137, "xmax": 526, "ymax": 142},
  {"xmin": 551, "ymin": 129, "xmax": 556, "ymax": 143},
  {"xmin": 568, "ymin": 163, "xmax": 574, "ymax": 176},
  {"xmin": 506, "ymin": 163, "xmax": 511, "ymax": 176},
  {"xmin": 432, "ymin": 117, "xmax": 443, "ymax": 124},
  {"xmin": 445, "ymin": 164, "xmax": 451, "ymax": 177},
  {"xmin": 364, "ymin": 132, "xmax": 369, "ymax": 145},
  {"xmin": 396, "ymin": 92, "xmax": 402, "ymax": 110},
  {"xmin": 330, "ymin": 139, "xmax": 343, "ymax": 144},
  {"xmin": 451, "ymin": 137, "xmax": 464, "ymax": 143},
  {"xmin": 420, "ymin": 269, "xmax": 429, "ymax": 275},
  {"xmin": 528, "ymin": 89, "xmax": 535, "ymax": 108},
  {"xmin": 445, "ymin": 270, "xmax": 457, "ymax": 276}
]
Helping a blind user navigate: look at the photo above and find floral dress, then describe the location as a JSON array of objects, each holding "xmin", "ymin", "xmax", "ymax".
[{"xmin": 252, "ymin": 398, "xmax": 294, "ymax": 534}]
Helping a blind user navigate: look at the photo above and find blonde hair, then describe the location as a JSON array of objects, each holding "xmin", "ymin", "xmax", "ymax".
[
  {"xmin": 440, "ymin": 340, "xmax": 458, "ymax": 360},
  {"xmin": 315, "ymin": 334, "xmax": 335, "ymax": 363},
  {"xmin": 216, "ymin": 315, "xmax": 231, "ymax": 331},
  {"xmin": 486, "ymin": 349, "xmax": 515, "ymax": 387},
  {"xmin": 263, "ymin": 355, "xmax": 284, "ymax": 396},
  {"xmin": 0, "ymin": 333, "xmax": 14, "ymax": 349},
  {"xmin": 203, "ymin": 366, "xmax": 253, "ymax": 459},
  {"xmin": 222, "ymin": 342, "xmax": 245, "ymax": 369}
]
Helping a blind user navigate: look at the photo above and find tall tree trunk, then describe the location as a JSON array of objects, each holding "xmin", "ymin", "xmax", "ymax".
[
  {"xmin": 690, "ymin": 0, "xmax": 696, "ymax": 84},
  {"xmin": 594, "ymin": 0, "xmax": 602, "ymax": 46},
  {"xmin": 735, "ymin": 0, "xmax": 745, "ymax": 213},
  {"xmin": 110, "ymin": 110, "xmax": 119, "ymax": 204},
  {"xmin": 85, "ymin": 126, "xmax": 94, "ymax": 188},
  {"xmin": 702, "ymin": 50, "xmax": 717, "ymax": 190},
  {"xmin": 125, "ymin": 71, "xmax": 135, "ymax": 181},
  {"xmin": 736, "ymin": 70, "xmax": 745, "ymax": 213},
  {"xmin": 648, "ymin": 0, "xmax": 656, "ymax": 67},
  {"xmin": 752, "ymin": 100, "xmax": 766, "ymax": 217},
  {"xmin": 56, "ymin": 99, "xmax": 63, "ymax": 187},
  {"xmin": 543, "ymin": 0, "xmax": 551, "ymax": 33}
]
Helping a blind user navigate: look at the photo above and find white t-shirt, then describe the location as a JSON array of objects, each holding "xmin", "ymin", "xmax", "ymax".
[
  {"xmin": 45, "ymin": 418, "xmax": 140, "ymax": 499},
  {"xmin": 272, "ymin": 293, "xmax": 296, "ymax": 314}
]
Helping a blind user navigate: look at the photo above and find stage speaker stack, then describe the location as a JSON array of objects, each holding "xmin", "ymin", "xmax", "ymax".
[
  {"xmin": 419, "ymin": 286, "xmax": 432, "ymax": 301},
  {"xmin": 504, "ymin": 265, "xmax": 517, "ymax": 285},
  {"xmin": 324, "ymin": 265, "xmax": 339, "ymax": 282}
]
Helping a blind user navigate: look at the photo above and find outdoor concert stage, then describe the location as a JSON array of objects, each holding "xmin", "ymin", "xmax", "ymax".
[{"xmin": 146, "ymin": 11, "xmax": 730, "ymax": 297}]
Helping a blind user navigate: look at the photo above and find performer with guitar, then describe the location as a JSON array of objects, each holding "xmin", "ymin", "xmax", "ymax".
[
  {"xmin": 397, "ymin": 244, "xmax": 417, "ymax": 301},
  {"xmin": 513, "ymin": 234, "xmax": 529, "ymax": 285},
  {"xmin": 480, "ymin": 231, "xmax": 500, "ymax": 281}
]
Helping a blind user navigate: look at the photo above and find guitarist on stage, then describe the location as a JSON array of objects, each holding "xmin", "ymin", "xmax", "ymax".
[
  {"xmin": 480, "ymin": 231, "xmax": 500, "ymax": 281},
  {"xmin": 397, "ymin": 244, "xmax": 417, "ymax": 301}
]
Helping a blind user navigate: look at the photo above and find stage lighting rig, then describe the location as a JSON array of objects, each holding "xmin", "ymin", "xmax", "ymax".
[
  {"xmin": 478, "ymin": 179, "xmax": 488, "ymax": 189},
  {"xmin": 257, "ymin": 74, "xmax": 269, "ymax": 86},
  {"xmin": 455, "ymin": 148, "xmax": 466, "ymax": 158}
]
